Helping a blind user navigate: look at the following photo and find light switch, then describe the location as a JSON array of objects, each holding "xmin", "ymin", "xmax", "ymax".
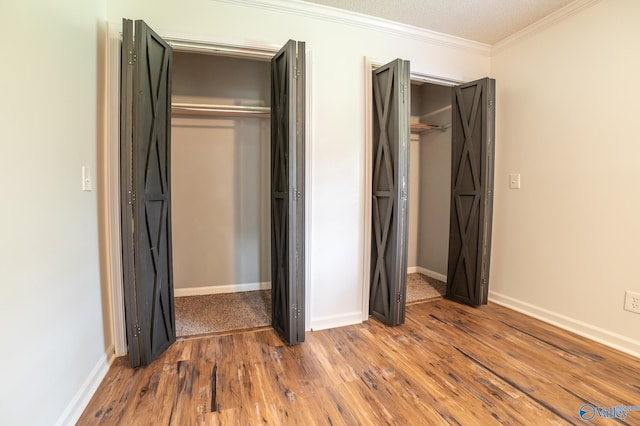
[
  {"xmin": 509, "ymin": 173, "xmax": 521, "ymax": 189},
  {"xmin": 82, "ymin": 166, "xmax": 92, "ymax": 191}
]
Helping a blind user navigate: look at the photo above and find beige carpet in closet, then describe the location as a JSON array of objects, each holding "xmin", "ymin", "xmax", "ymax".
[
  {"xmin": 175, "ymin": 274, "xmax": 445, "ymax": 338},
  {"xmin": 406, "ymin": 273, "xmax": 446, "ymax": 303},
  {"xmin": 175, "ymin": 290, "xmax": 271, "ymax": 338}
]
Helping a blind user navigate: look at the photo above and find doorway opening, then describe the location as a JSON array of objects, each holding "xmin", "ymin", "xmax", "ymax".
[
  {"xmin": 170, "ymin": 51, "xmax": 272, "ymax": 338},
  {"xmin": 110, "ymin": 20, "xmax": 309, "ymax": 365},
  {"xmin": 406, "ymin": 81, "xmax": 452, "ymax": 304},
  {"xmin": 364, "ymin": 57, "xmax": 495, "ymax": 327}
]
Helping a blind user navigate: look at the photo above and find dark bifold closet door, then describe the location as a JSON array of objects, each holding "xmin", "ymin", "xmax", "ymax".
[
  {"xmin": 446, "ymin": 77, "xmax": 495, "ymax": 306},
  {"xmin": 121, "ymin": 19, "xmax": 175, "ymax": 367},
  {"xmin": 369, "ymin": 59, "xmax": 411, "ymax": 326},
  {"xmin": 271, "ymin": 40, "xmax": 306, "ymax": 345}
]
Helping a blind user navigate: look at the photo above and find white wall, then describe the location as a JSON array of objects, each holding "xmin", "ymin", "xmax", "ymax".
[
  {"xmin": 106, "ymin": 0, "xmax": 491, "ymax": 329},
  {"xmin": 491, "ymin": 0, "xmax": 640, "ymax": 356},
  {"xmin": 171, "ymin": 53, "xmax": 271, "ymax": 293},
  {"xmin": 407, "ymin": 85, "xmax": 422, "ymax": 269},
  {"xmin": 0, "ymin": 0, "xmax": 110, "ymax": 425},
  {"xmin": 416, "ymin": 84, "xmax": 452, "ymax": 276},
  {"xmin": 408, "ymin": 83, "xmax": 451, "ymax": 277},
  {"xmin": 408, "ymin": 134, "xmax": 420, "ymax": 269}
]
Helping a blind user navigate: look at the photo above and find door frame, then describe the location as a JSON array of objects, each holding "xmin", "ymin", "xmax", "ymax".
[
  {"xmin": 361, "ymin": 57, "xmax": 462, "ymax": 321},
  {"xmin": 104, "ymin": 22, "xmax": 313, "ymax": 356}
]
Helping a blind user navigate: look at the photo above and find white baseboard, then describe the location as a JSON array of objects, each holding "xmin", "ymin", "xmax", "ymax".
[
  {"xmin": 409, "ymin": 266, "xmax": 447, "ymax": 282},
  {"xmin": 174, "ymin": 281, "xmax": 271, "ymax": 297},
  {"xmin": 55, "ymin": 344, "xmax": 115, "ymax": 426},
  {"xmin": 310, "ymin": 311, "xmax": 364, "ymax": 331},
  {"xmin": 489, "ymin": 291, "xmax": 640, "ymax": 359}
]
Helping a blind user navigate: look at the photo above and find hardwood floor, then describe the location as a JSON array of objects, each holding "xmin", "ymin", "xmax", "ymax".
[{"xmin": 79, "ymin": 299, "xmax": 640, "ymax": 425}]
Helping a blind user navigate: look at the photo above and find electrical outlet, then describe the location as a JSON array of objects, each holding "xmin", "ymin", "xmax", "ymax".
[{"xmin": 624, "ymin": 291, "xmax": 640, "ymax": 314}]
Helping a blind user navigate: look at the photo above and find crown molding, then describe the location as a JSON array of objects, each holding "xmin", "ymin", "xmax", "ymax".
[
  {"xmin": 213, "ymin": 0, "xmax": 491, "ymax": 56},
  {"xmin": 492, "ymin": 0, "xmax": 603, "ymax": 54}
]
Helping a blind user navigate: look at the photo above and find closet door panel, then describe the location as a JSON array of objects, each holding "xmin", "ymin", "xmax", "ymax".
[
  {"xmin": 446, "ymin": 77, "xmax": 495, "ymax": 306},
  {"xmin": 271, "ymin": 40, "xmax": 305, "ymax": 345},
  {"xmin": 369, "ymin": 59, "xmax": 410, "ymax": 326},
  {"xmin": 121, "ymin": 18, "xmax": 176, "ymax": 367}
]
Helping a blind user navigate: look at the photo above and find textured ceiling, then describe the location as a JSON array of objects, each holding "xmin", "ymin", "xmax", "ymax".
[{"xmin": 300, "ymin": 0, "xmax": 576, "ymax": 44}]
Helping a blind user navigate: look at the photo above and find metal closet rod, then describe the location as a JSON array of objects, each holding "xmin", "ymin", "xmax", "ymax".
[
  {"xmin": 424, "ymin": 122, "xmax": 451, "ymax": 132},
  {"xmin": 171, "ymin": 102, "xmax": 271, "ymax": 117},
  {"xmin": 410, "ymin": 122, "xmax": 450, "ymax": 134},
  {"xmin": 433, "ymin": 123, "xmax": 451, "ymax": 132}
]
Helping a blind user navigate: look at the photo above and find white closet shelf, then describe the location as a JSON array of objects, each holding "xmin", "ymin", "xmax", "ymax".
[{"xmin": 172, "ymin": 103, "xmax": 270, "ymax": 118}]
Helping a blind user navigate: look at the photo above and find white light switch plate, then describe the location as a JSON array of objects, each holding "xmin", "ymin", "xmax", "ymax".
[
  {"xmin": 82, "ymin": 166, "xmax": 92, "ymax": 191},
  {"xmin": 509, "ymin": 173, "xmax": 521, "ymax": 189}
]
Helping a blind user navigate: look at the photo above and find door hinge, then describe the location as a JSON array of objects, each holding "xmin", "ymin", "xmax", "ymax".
[
  {"xmin": 128, "ymin": 191, "xmax": 136, "ymax": 204},
  {"xmin": 488, "ymin": 99, "xmax": 493, "ymax": 108},
  {"xmin": 397, "ymin": 292, "xmax": 403, "ymax": 303},
  {"xmin": 401, "ymin": 83, "xmax": 407, "ymax": 104},
  {"xmin": 292, "ymin": 188, "xmax": 301, "ymax": 201},
  {"xmin": 401, "ymin": 176, "xmax": 408, "ymax": 200},
  {"xmin": 294, "ymin": 66, "xmax": 301, "ymax": 79},
  {"xmin": 132, "ymin": 324, "xmax": 141, "ymax": 337},
  {"xmin": 128, "ymin": 50, "xmax": 137, "ymax": 65},
  {"xmin": 291, "ymin": 305, "xmax": 302, "ymax": 319}
]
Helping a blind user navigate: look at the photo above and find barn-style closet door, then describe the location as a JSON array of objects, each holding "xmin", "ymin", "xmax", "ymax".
[
  {"xmin": 370, "ymin": 59, "xmax": 410, "ymax": 326},
  {"xmin": 271, "ymin": 40, "xmax": 306, "ymax": 345},
  {"xmin": 121, "ymin": 19, "xmax": 175, "ymax": 367},
  {"xmin": 446, "ymin": 77, "xmax": 495, "ymax": 306}
]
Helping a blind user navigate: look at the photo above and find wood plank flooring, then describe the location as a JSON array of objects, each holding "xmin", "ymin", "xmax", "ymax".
[{"xmin": 79, "ymin": 299, "xmax": 640, "ymax": 425}]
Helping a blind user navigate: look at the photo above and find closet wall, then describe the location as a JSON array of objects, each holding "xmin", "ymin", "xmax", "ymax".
[
  {"xmin": 408, "ymin": 83, "xmax": 452, "ymax": 279},
  {"xmin": 408, "ymin": 85, "xmax": 422, "ymax": 268},
  {"xmin": 171, "ymin": 52, "xmax": 271, "ymax": 294}
]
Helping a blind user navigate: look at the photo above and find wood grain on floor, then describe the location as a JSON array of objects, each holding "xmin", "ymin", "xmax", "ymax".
[{"xmin": 79, "ymin": 299, "xmax": 640, "ymax": 425}]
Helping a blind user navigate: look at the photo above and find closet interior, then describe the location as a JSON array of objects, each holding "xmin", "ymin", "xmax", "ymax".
[
  {"xmin": 170, "ymin": 51, "xmax": 272, "ymax": 337},
  {"xmin": 407, "ymin": 81, "xmax": 453, "ymax": 287}
]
